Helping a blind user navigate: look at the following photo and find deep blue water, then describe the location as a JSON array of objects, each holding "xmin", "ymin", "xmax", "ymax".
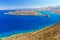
[{"xmin": 0, "ymin": 10, "xmax": 60, "ymax": 38}]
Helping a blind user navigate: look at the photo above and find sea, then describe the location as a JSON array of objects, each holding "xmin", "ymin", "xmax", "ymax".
[{"xmin": 0, "ymin": 10, "xmax": 60, "ymax": 38}]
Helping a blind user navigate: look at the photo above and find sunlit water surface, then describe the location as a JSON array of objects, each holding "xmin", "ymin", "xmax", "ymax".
[{"xmin": 0, "ymin": 10, "xmax": 60, "ymax": 38}]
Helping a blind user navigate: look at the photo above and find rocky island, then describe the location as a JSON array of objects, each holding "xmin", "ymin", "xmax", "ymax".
[
  {"xmin": 1, "ymin": 22, "xmax": 60, "ymax": 40},
  {"xmin": 5, "ymin": 10, "xmax": 40, "ymax": 16},
  {"xmin": 42, "ymin": 14, "xmax": 51, "ymax": 18}
]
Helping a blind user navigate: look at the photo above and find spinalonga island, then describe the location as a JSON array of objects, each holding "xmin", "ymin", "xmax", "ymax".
[
  {"xmin": 4, "ymin": 10, "xmax": 40, "ymax": 16},
  {"xmin": 4, "ymin": 10, "xmax": 51, "ymax": 18}
]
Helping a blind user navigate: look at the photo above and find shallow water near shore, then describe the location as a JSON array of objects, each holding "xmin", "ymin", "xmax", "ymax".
[{"xmin": 0, "ymin": 10, "xmax": 60, "ymax": 38}]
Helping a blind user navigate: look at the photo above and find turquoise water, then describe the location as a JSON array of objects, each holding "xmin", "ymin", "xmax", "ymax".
[{"xmin": 0, "ymin": 10, "xmax": 60, "ymax": 38}]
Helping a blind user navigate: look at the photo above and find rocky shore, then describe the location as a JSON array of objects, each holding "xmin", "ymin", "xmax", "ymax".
[{"xmin": 1, "ymin": 22, "xmax": 60, "ymax": 40}]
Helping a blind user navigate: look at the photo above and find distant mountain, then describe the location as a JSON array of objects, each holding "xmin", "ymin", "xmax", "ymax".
[
  {"xmin": 50, "ymin": 6, "xmax": 60, "ymax": 13},
  {"xmin": 37, "ymin": 6, "xmax": 60, "ymax": 13}
]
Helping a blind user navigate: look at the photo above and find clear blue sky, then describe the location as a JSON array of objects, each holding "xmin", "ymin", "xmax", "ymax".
[{"xmin": 0, "ymin": 0, "xmax": 60, "ymax": 9}]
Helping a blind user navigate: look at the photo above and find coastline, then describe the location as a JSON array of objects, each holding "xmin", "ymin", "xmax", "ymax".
[
  {"xmin": 2, "ymin": 22, "xmax": 60, "ymax": 40},
  {"xmin": 1, "ymin": 22, "xmax": 57, "ymax": 39}
]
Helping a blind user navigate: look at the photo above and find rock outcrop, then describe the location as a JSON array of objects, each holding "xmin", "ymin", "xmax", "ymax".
[{"xmin": 42, "ymin": 14, "xmax": 51, "ymax": 17}]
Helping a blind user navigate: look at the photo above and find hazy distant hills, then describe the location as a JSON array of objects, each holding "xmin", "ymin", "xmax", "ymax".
[
  {"xmin": 36, "ymin": 6, "xmax": 60, "ymax": 11},
  {"xmin": 49, "ymin": 6, "xmax": 60, "ymax": 13},
  {"xmin": 1, "ymin": 6, "xmax": 60, "ymax": 14},
  {"xmin": 36, "ymin": 6, "xmax": 60, "ymax": 13},
  {"xmin": 0, "ymin": 6, "xmax": 60, "ymax": 11}
]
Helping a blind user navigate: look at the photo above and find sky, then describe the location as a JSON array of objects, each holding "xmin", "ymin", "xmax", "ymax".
[{"xmin": 0, "ymin": 0, "xmax": 60, "ymax": 9}]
